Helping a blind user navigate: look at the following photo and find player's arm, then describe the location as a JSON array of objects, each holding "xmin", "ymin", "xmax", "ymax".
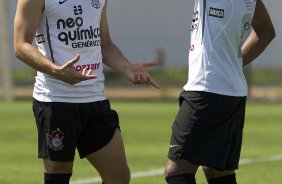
[
  {"xmin": 100, "ymin": 0, "xmax": 160, "ymax": 89},
  {"xmin": 14, "ymin": 0, "xmax": 96, "ymax": 85},
  {"xmin": 241, "ymin": 0, "xmax": 275, "ymax": 66}
]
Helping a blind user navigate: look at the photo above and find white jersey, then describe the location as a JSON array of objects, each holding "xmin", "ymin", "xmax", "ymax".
[
  {"xmin": 184, "ymin": 0, "xmax": 257, "ymax": 96},
  {"xmin": 33, "ymin": 0, "xmax": 106, "ymax": 103}
]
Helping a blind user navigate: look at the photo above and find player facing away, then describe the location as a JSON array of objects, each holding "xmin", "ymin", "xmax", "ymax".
[
  {"xmin": 164, "ymin": 0, "xmax": 275, "ymax": 184},
  {"xmin": 14, "ymin": 0, "xmax": 160, "ymax": 184}
]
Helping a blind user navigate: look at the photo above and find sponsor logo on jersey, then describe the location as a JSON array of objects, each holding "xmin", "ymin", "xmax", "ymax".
[
  {"xmin": 91, "ymin": 0, "xmax": 101, "ymax": 9},
  {"xmin": 73, "ymin": 63, "xmax": 101, "ymax": 72},
  {"xmin": 59, "ymin": 0, "xmax": 68, "ymax": 5},
  {"xmin": 35, "ymin": 34, "xmax": 45, "ymax": 44},
  {"xmin": 57, "ymin": 16, "xmax": 101, "ymax": 48},
  {"xmin": 48, "ymin": 128, "xmax": 64, "ymax": 152},
  {"xmin": 209, "ymin": 7, "xmax": 224, "ymax": 18},
  {"xmin": 56, "ymin": 5, "xmax": 101, "ymax": 48},
  {"xmin": 244, "ymin": 22, "xmax": 251, "ymax": 30}
]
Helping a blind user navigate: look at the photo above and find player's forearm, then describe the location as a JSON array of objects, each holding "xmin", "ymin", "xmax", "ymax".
[
  {"xmin": 242, "ymin": 29, "xmax": 275, "ymax": 66},
  {"xmin": 14, "ymin": 42, "xmax": 58, "ymax": 76},
  {"xmin": 101, "ymin": 41, "xmax": 131, "ymax": 74}
]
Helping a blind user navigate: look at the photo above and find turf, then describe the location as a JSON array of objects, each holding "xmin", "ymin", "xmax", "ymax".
[{"xmin": 0, "ymin": 100, "xmax": 281, "ymax": 184}]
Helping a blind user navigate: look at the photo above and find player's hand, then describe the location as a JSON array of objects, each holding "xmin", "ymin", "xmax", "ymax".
[
  {"xmin": 53, "ymin": 54, "xmax": 97, "ymax": 85},
  {"xmin": 125, "ymin": 61, "xmax": 160, "ymax": 89}
]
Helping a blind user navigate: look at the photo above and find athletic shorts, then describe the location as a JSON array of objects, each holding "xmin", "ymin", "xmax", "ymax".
[
  {"xmin": 32, "ymin": 98, "xmax": 120, "ymax": 162},
  {"xmin": 168, "ymin": 91, "xmax": 247, "ymax": 170}
]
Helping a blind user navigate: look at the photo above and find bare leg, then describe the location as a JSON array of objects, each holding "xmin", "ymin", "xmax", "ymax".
[
  {"xmin": 86, "ymin": 129, "xmax": 130, "ymax": 184},
  {"xmin": 164, "ymin": 159, "xmax": 199, "ymax": 177},
  {"xmin": 202, "ymin": 166, "xmax": 237, "ymax": 184},
  {"xmin": 43, "ymin": 158, "xmax": 73, "ymax": 173}
]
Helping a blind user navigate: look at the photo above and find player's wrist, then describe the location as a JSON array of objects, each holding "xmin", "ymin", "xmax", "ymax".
[{"xmin": 47, "ymin": 63, "xmax": 61, "ymax": 78}]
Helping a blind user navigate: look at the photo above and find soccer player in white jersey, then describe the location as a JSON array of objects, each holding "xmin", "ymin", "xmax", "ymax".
[
  {"xmin": 14, "ymin": 0, "xmax": 160, "ymax": 183},
  {"xmin": 164, "ymin": 0, "xmax": 275, "ymax": 184}
]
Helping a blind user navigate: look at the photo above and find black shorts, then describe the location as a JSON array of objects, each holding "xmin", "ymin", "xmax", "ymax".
[
  {"xmin": 32, "ymin": 98, "xmax": 120, "ymax": 162},
  {"xmin": 168, "ymin": 91, "xmax": 247, "ymax": 170}
]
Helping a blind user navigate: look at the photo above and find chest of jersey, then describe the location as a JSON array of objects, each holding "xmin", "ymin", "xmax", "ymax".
[
  {"xmin": 186, "ymin": 0, "xmax": 257, "ymax": 97},
  {"xmin": 42, "ymin": 0, "xmax": 105, "ymax": 48},
  {"xmin": 192, "ymin": 0, "xmax": 256, "ymax": 42},
  {"xmin": 46, "ymin": 0, "xmax": 105, "ymax": 17}
]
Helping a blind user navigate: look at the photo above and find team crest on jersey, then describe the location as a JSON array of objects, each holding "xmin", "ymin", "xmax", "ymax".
[
  {"xmin": 48, "ymin": 128, "xmax": 65, "ymax": 152},
  {"xmin": 244, "ymin": 22, "xmax": 251, "ymax": 30},
  {"xmin": 91, "ymin": 0, "xmax": 101, "ymax": 9}
]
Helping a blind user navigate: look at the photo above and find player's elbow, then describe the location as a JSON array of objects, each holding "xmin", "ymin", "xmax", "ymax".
[
  {"xmin": 265, "ymin": 23, "xmax": 276, "ymax": 42},
  {"xmin": 13, "ymin": 40, "xmax": 26, "ymax": 60},
  {"xmin": 256, "ymin": 25, "xmax": 276, "ymax": 45},
  {"xmin": 269, "ymin": 26, "xmax": 276, "ymax": 41},
  {"xmin": 267, "ymin": 30, "xmax": 276, "ymax": 46},
  {"xmin": 14, "ymin": 45, "xmax": 23, "ymax": 60},
  {"xmin": 14, "ymin": 44, "xmax": 21, "ymax": 59},
  {"xmin": 266, "ymin": 24, "xmax": 276, "ymax": 42}
]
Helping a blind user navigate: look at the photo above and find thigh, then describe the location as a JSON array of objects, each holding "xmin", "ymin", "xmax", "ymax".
[
  {"xmin": 33, "ymin": 98, "xmax": 80, "ymax": 162},
  {"xmin": 168, "ymin": 91, "xmax": 214, "ymax": 161},
  {"xmin": 86, "ymin": 130, "xmax": 130, "ymax": 181},
  {"xmin": 77, "ymin": 100, "xmax": 120, "ymax": 159},
  {"xmin": 168, "ymin": 91, "xmax": 246, "ymax": 170}
]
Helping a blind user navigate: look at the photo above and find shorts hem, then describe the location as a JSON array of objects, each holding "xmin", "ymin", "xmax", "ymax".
[
  {"xmin": 168, "ymin": 154, "xmax": 238, "ymax": 171},
  {"xmin": 78, "ymin": 128, "xmax": 118, "ymax": 159},
  {"xmin": 38, "ymin": 155, "xmax": 75, "ymax": 162}
]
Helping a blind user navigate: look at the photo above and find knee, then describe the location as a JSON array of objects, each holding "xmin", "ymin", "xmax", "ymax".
[
  {"xmin": 202, "ymin": 166, "xmax": 235, "ymax": 179},
  {"xmin": 104, "ymin": 166, "xmax": 131, "ymax": 184},
  {"xmin": 44, "ymin": 159, "xmax": 73, "ymax": 173},
  {"xmin": 117, "ymin": 167, "xmax": 131, "ymax": 184},
  {"xmin": 164, "ymin": 163, "xmax": 176, "ymax": 177},
  {"xmin": 164, "ymin": 159, "xmax": 198, "ymax": 178},
  {"xmin": 164, "ymin": 163, "xmax": 170, "ymax": 177},
  {"xmin": 45, "ymin": 164, "xmax": 73, "ymax": 173}
]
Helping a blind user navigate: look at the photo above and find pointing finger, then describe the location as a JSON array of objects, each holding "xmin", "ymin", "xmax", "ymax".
[
  {"xmin": 150, "ymin": 80, "xmax": 160, "ymax": 89},
  {"xmin": 86, "ymin": 69, "xmax": 93, "ymax": 75},
  {"xmin": 82, "ymin": 67, "xmax": 87, "ymax": 75},
  {"xmin": 143, "ymin": 75, "xmax": 160, "ymax": 89}
]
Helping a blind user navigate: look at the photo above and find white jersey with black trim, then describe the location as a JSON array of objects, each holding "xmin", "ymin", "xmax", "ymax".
[
  {"xmin": 184, "ymin": 0, "xmax": 257, "ymax": 96},
  {"xmin": 33, "ymin": 0, "xmax": 106, "ymax": 103}
]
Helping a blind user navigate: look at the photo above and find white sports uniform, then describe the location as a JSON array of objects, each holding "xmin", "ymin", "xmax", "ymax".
[
  {"xmin": 184, "ymin": 0, "xmax": 257, "ymax": 96},
  {"xmin": 33, "ymin": 0, "xmax": 106, "ymax": 103}
]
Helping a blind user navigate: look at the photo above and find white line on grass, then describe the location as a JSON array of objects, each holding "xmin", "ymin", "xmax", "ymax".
[{"xmin": 70, "ymin": 154, "xmax": 282, "ymax": 184}]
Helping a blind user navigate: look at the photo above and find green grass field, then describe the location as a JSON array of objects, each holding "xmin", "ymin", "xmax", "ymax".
[{"xmin": 0, "ymin": 100, "xmax": 282, "ymax": 184}]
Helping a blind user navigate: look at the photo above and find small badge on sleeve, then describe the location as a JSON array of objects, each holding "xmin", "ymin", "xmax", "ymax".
[{"xmin": 35, "ymin": 34, "xmax": 46, "ymax": 44}]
